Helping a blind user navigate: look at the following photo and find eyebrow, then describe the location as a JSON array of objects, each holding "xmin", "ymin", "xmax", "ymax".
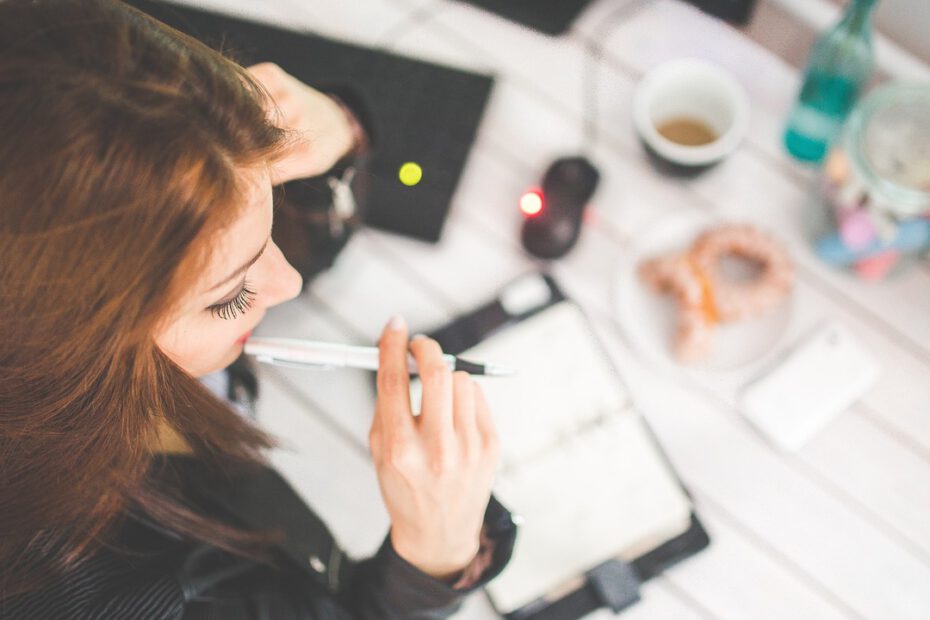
[{"xmin": 207, "ymin": 237, "xmax": 270, "ymax": 293}]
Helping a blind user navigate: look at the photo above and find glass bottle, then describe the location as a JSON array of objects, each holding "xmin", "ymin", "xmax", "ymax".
[
  {"xmin": 783, "ymin": 0, "xmax": 878, "ymax": 163},
  {"xmin": 811, "ymin": 83, "xmax": 930, "ymax": 280}
]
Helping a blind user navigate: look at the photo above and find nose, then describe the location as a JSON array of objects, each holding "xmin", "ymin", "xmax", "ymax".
[{"xmin": 259, "ymin": 241, "xmax": 303, "ymax": 309}]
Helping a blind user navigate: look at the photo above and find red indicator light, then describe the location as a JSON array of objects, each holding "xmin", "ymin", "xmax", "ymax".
[{"xmin": 520, "ymin": 190, "xmax": 543, "ymax": 217}]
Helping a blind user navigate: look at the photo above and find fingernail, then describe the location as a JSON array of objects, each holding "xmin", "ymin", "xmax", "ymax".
[
  {"xmin": 387, "ymin": 315, "xmax": 406, "ymax": 331},
  {"xmin": 411, "ymin": 333, "xmax": 427, "ymax": 341}
]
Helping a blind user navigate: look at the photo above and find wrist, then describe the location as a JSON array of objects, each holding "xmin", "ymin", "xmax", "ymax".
[
  {"xmin": 327, "ymin": 94, "xmax": 368, "ymax": 158},
  {"xmin": 390, "ymin": 529, "xmax": 479, "ymax": 581}
]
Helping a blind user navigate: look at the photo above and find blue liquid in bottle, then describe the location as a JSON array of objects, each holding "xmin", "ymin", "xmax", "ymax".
[
  {"xmin": 785, "ymin": 73, "xmax": 858, "ymax": 162},
  {"xmin": 784, "ymin": 0, "xmax": 876, "ymax": 163}
]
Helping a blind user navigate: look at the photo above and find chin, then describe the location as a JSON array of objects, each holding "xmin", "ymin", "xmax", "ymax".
[
  {"xmin": 194, "ymin": 345, "xmax": 245, "ymax": 378},
  {"xmin": 222, "ymin": 343, "xmax": 245, "ymax": 366}
]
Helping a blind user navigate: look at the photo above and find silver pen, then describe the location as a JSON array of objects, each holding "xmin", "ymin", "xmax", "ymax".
[{"xmin": 244, "ymin": 337, "xmax": 516, "ymax": 377}]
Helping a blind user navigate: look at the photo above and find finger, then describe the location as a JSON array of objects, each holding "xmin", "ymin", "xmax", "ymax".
[
  {"xmin": 252, "ymin": 85, "xmax": 307, "ymax": 135},
  {"xmin": 267, "ymin": 94, "xmax": 299, "ymax": 122},
  {"xmin": 368, "ymin": 389, "xmax": 384, "ymax": 462},
  {"xmin": 246, "ymin": 61, "xmax": 277, "ymax": 77},
  {"xmin": 246, "ymin": 64, "xmax": 303, "ymax": 116},
  {"xmin": 246, "ymin": 63, "xmax": 285, "ymax": 95},
  {"xmin": 246, "ymin": 62, "xmax": 287, "ymax": 84},
  {"xmin": 368, "ymin": 420, "xmax": 383, "ymax": 464},
  {"xmin": 375, "ymin": 316, "xmax": 414, "ymax": 436},
  {"xmin": 408, "ymin": 336, "xmax": 454, "ymax": 442},
  {"xmin": 473, "ymin": 385, "xmax": 500, "ymax": 460},
  {"xmin": 452, "ymin": 371, "xmax": 479, "ymax": 453}
]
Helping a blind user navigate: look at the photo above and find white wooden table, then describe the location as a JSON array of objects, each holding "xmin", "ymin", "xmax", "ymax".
[{"xmin": 181, "ymin": 1, "xmax": 930, "ymax": 617}]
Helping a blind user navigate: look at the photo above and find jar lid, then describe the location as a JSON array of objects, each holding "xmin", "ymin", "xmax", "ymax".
[{"xmin": 848, "ymin": 82, "xmax": 930, "ymax": 217}]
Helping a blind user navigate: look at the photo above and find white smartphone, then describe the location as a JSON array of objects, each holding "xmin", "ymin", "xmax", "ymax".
[{"xmin": 739, "ymin": 323, "xmax": 880, "ymax": 452}]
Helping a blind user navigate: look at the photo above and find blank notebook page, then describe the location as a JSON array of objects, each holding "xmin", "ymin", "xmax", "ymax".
[{"xmin": 458, "ymin": 302, "xmax": 692, "ymax": 613}]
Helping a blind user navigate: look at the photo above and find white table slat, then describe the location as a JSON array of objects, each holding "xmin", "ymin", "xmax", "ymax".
[
  {"xmin": 661, "ymin": 507, "xmax": 853, "ymax": 620},
  {"xmin": 799, "ymin": 412, "xmax": 930, "ymax": 561}
]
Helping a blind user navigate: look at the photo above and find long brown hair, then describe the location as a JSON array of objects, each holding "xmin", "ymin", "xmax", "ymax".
[{"xmin": 0, "ymin": 0, "xmax": 290, "ymax": 597}]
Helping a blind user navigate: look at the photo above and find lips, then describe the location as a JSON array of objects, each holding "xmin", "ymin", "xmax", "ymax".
[{"xmin": 235, "ymin": 330, "xmax": 253, "ymax": 345}]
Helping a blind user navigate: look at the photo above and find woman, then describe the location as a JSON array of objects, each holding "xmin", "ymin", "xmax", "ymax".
[{"xmin": 0, "ymin": 0, "xmax": 515, "ymax": 617}]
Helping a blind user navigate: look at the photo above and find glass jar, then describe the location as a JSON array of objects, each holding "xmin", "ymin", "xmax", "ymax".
[{"xmin": 811, "ymin": 82, "xmax": 930, "ymax": 280}]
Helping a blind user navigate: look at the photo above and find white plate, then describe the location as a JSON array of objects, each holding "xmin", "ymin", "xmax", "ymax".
[{"xmin": 614, "ymin": 209, "xmax": 794, "ymax": 372}]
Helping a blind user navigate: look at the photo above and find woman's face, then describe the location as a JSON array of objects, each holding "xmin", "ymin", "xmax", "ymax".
[{"xmin": 156, "ymin": 167, "xmax": 302, "ymax": 377}]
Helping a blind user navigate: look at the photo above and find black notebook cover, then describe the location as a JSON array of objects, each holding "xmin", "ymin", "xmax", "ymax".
[
  {"xmin": 454, "ymin": 0, "xmax": 595, "ymax": 36},
  {"xmin": 126, "ymin": 0, "xmax": 494, "ymax": 242},
  {"xmin": 428, "ymin": 273, "xmax": 710, "ymax": 620}
]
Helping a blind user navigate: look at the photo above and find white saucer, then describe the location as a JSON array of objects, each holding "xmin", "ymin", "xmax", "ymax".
[{"xmin": 614, "ymin": 209, "xmax": 794, "ymax": 373}]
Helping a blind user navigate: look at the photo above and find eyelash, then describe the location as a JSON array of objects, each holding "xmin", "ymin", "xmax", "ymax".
[{"xmin": 208, "ymin": 282, "xmax": 257, "ymax": 321}]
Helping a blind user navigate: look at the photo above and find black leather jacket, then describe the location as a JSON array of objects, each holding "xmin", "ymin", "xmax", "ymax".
[{"xmin": 2, "ymin": 455, "xmax": 517, "ymax": 619}]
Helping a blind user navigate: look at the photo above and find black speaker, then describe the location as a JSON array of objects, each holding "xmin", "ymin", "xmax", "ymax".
[
  {"xmin": 454, "ymin": 0, "xmax": 594, "ymax": 36},
  {"xmin": 686, "ymin": 0, "xmax": 759, "ymax": 24}
]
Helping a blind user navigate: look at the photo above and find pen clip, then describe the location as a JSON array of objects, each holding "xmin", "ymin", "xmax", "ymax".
[{"xmin": 255, "ymin": 355, "xmax": 338, "ymax": 372}]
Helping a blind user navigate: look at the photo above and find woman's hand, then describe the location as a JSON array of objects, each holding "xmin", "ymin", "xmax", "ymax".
[
  {"xmin": 369, "ymin": 316, "xmax": 501, "ymax": 580},
  {"xmin": 246, "ymin": 62, "xmax": 356, "ymax": 185}
]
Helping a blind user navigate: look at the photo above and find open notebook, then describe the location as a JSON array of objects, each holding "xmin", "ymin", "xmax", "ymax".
[{"xmin": 460, "ymin": 301, "xmax": 693, "ymax": 614}]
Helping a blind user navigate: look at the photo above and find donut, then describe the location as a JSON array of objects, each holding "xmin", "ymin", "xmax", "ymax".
[
  {"xmin": 638, "ymin": 224, "xmax": 794, "ymax": 363},
  {"xmin": 638, "ymin": 255, "xmax": 715, "ymax": 362},
  {"xmin": 689, "ymin": 224, "xmax": 794, "ymax": 322}
]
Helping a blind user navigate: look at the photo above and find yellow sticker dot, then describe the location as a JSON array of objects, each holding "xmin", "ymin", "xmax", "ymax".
[{"xmin": 398, "ymin": 162, "xmax": 423, "ymax": 186}]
